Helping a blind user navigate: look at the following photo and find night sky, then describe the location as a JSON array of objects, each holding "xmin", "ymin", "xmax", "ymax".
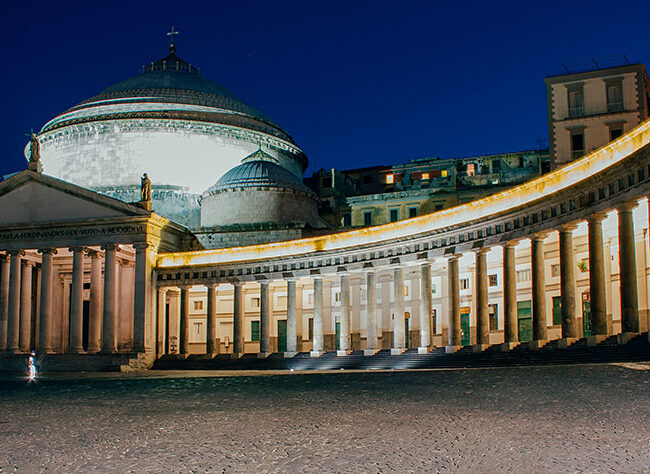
[{"xmin": 1, "ymin": 0, "xmax": 649, "ymax": 178}]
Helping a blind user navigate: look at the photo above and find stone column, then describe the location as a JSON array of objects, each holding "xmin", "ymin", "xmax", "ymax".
[
  {"xmin": 232, "ymin": 282, "xmax": 244, "ymax": 357},
  {"xmin": 157, "ymin": 287, "xmax": 168, "ymax": 356},
  {"xmin": 392, "ymin": 266, "xmax": 406, "ymax": 354},
  {"xmin": 447, "ymin": 255, "xmax": 461, "ymax": 350},
  {"xmin": 19, "ymin": 261, "xmax": 35, "ymax": 352},
  {"xmin": 311, "ymin": 276, "xmax": 324, "ymax": 357},
  {"xmin": 0, "ymin": 254, "xmax": 9, "ymax": 352},
  {"xmin": 588, "ymin": 212, "xmax": 608, "ymax": 336},
  {"xmin": 101, "ymin": 244, "xmax": 118, "ymax": 353},
  {"xmin": 133, "ymin": 242, "xmax": 154, "ymax": 353},
  {"xmin": 259, "ymin": 280, "xmax": 271, "ymax": 356},
  {"xmin": 286, "ymin": 279, "xmax": 297, "ymax": 356},
  {"xmin": 531, "ymin": 233, "xmax": 549, "ymax": 342},
  {"xmin": 559, "ymin": 225, "xmax": 579, "ymax": 338},
  {"xmin": 618, "ymin": 201, "xmax": 639, "ymax": 333},
  {"xmin": 87, "ymin": 250, "xmax": 102, "ymax": 353},
  {"xmin": 179, "ymin": 286, "xmax": 190, "ymax": 356},
  {"xmin": 5, "ymin": 250, "xmax": 24, "ymax": 353},
  {"xmin": 365, "ymin": 270, "xmax": 378, "ymax": 355},
  {"xmin": 206, "ymin": 284, "xmax": 217, "ymax": 355},
  {"xmin": 68, "ymin": 247, "xmax": 85, "ymax": 353},
  {"xmin": 37, "ymin": 249, "xmax": 57, "ymax": 353},
  {"xmin": 418, "ymin": 262, "xmax": 432, "ymax": 353},
  {"xmin": 475, "ymin": 249, "xmax": 490, "ymax": 346},
  {"xmin": 503, "ymin": 242, "xmax": 518, "ymax": 344},
  {"xmin": 338, "ymin": 273, "xmax": 351, "ymax": 355}
]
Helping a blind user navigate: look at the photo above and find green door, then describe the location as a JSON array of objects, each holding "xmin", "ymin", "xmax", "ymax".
[
  {"xmin": 517, "ymin": 300, "xmax": 533, "ymax": 342},
  {"xmin": 582, "ymin": 294, "xmax": 591, "ymax": 337},
  {"xmin": 277, "ymin": 320, "xmax": 287, "ymax": 352},
  {"xmin": 335, "ymin": 321, "xmax": 340, "ymax": 351},
  {"xmin": 405, "ymin": 316, "xmax": 410, "ymax": 348},
  {"xmin": 460, "ymin": 312, "xmax": 470, "ymax": 346}
]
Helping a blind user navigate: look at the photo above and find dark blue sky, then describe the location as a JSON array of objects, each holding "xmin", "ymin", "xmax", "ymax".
[{"xmin": 1, "ymin": 0, "xmax": 649, "ymax": 177}]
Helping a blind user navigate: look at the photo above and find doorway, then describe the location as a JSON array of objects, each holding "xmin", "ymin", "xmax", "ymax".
[
  {"xmin": 460, "ymin": 310, "xmax": 470, "ymax": 346},
  {"xmin": 277, "ymin": 320, "xmax": 287, "ymax": 352},
  {"xmin": 582, "ymin": 292, "xmax": 591, "ymax": 337},
  {"xmin": 517, "ymin": 300, "xmax": 532, "ymax": 342}
]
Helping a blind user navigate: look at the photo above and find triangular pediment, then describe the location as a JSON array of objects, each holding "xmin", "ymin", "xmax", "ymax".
[{"xmin": 0, "ymin": 170, "xmax": 150, "ymax": 225}]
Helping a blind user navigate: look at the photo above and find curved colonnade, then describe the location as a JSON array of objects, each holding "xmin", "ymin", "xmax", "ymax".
[{"xmin": 156, "ymin": 120, "xmax": 650, "ymax": 358}]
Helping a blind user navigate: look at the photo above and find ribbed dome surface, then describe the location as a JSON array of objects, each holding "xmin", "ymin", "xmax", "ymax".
[{"xmin": 205, "ymin": 160, "xmax": 314, "ymax": 195}]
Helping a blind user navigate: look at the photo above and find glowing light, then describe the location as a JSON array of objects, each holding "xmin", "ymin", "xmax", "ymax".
[
  {"xmin": 385, "ymin": 174, "xmax": 394, "ymax": 184},
  {"xmin": 27, "ymin": 352, "xmax": 37, "ymax": 382},
  {"xmin": 421, "ymin": 172, "xmax": 429, "ymax": 180}
]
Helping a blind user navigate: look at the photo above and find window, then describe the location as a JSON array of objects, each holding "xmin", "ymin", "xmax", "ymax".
[
  {"xmin": 607, "ymin": 83, "xmax": 623, "ymax": 112},
  {"xmin": 466, "ymin": 163, "xmax": 475, "ymax": 176},
  {"xmin": 408, "ymin": 207, "xmax": 418, "ymax": 218},
  {"xmin": 568, "ymin": 87, "xmax": 584, "ymax": 117},
  {"xmin": 193, "ymin": 300, "xmax": 203, "ymax": 310},
  {"xmin": 364, "ymin": 211, "xmax": 372, "ymax": 227},
  {"xmin": 251, "ymin": 297, "xmax": 260, "ymax": 309},
  {"xmin": 390, "ymin": 208, "xmax": 399, "ymax": 222},
  {"xmin": 421, "ymin": 172, "xmax": 430, "ymax": 180},
  {"xmin": 432, "ymin": 283, "xmax": 437, "ymax": 295},
  {"xmin": 516, "ymin": 269, "xmax": 531, "ymax": 283},
  {"xmin": 251, "ymin": 320, "xmax": 260, "ymax": 342},
  {"xmin": 434, "ymin": 203, "xmax": 444, "ymax": 211},
  {"xmin": 404, "ymin": 285, "xmax": 409, "ymax": 297},
  {"xmin": 489, "ymin": 304, "xmax": 498, "ymax": 331},
  {"xmin": 308, "ymin": 318, "xmax": 314, "ymax": 340},
  {"xmin": 492, "ymin": 159, "xmax": 501, "ymax": 173},
  {"xmin": 385, "ymin": 174, "xmax": 394, "ymax": 184},
  {"xmin": 488, "ymin": 274, "xmax": 498, "ymax": 287},
  {"xmin": 334, "ymin": 291, "xmax": 341, "ymax": 303},
  {"xmin": 460, "ymin": 278, "xmax": 470, "ymax": 290},
  {"xmin": 342, "ymin": 213, "xmax": 351, "ymax": 227},
  {"xmin": 570, "ymin": 131, "xmax": 585, "ymax": 159},
  {"xmin": 610, "ymin": 128, "xmax": 623, "ymax": 140},
  {"xmin": 441, "ymin": 170, "xmax": 448, "ymax": 178},
  {"xmin": 552, "ymin": 296, "xmax": 562, "ymax": 325},
  {"xmin": 551, "ymin": 264, "xmax": 560, "ymax": 278}
]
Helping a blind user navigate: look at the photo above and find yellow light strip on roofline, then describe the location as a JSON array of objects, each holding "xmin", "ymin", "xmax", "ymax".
[{"xmin": 157, "ymin": 118, "xmax": 650, "ymax": 268}]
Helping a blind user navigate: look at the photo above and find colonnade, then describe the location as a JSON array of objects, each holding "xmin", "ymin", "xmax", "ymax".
[
  {"xmin": 156, "ymin": 199, "xmax": 646, "ymax": 358},
  {"xmin": 0, "ymin": 243, "xmax": 150, "ymax": 354}
]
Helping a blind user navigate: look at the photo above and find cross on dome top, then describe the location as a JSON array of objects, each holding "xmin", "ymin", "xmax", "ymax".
[{"xmin": 167, "ymin": 26, "xmax": 179, "ymax": 53}]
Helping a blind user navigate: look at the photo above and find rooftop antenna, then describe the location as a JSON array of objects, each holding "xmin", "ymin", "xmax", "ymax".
[
  {"xmin": 561, "ymin": 63, "xmax": 571, "ymax": 74},
  {"xmin": 167, "ymin": 26, "xmax": 179, "ymax": 53}
]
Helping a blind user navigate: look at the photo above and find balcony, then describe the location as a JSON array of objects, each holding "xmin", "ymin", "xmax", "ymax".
[{"xmin": 559, "ymin": 101, "xmax": 636, "ymax": 121}]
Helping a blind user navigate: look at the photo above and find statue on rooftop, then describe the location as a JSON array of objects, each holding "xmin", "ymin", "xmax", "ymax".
[
  {"xmin": 28, "ymin": 133, "xmax": 42, "ymax": 172},
  {"xmin": 140, "ymin": 173, "xmax": 152, "ymax": 203}
]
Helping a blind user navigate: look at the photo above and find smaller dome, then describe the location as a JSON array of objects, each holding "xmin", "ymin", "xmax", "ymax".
[{"xmin": 203, "ymin": 160, "xmax": 314, "ymax": 196}]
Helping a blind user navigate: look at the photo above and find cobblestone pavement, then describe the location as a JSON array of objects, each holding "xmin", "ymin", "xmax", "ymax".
[{"xmin": 1, "ymin": 364, "xmax": 649, "ymax": 473}]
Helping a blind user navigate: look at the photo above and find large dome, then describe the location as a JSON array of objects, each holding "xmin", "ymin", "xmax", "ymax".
[{"xmin": 29, "ymin": 48, "xmax": 308, "ymax": 204}]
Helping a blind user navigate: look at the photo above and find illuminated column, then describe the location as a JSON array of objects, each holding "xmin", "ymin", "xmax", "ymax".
[
  {"xmin": 392, "ymin": 266, "xmax": 406, "ymax": 354},
  {"xmin": 101, "ymin": 244, "xmax": 118, "ymax": 353},
  {"xmin": 5, "ymin": 250, "xmax": 24, "ymax": 353},
  {"xmin": 0, "ymin": 254, "xmax": 9, "ymax": 352},
  {"xmin": 37, "ymin": 249, "xmax": 57, "ymax": 353},
  {"xmin": 19, "ymin": 261, "xmax": 34, "ymax": 352},
  {"xmin": 418, "ymin": 262, "xmax": 432, "ymax": 353},
  {"xmin": 206, "ymin": 284, "xmax": 217, "ymax": 355},
  {"xmin": 364, "ymin": 270, "xmax": 378, "ymax": 355},
  {"xmin": 503, "ymin": 242, "xmax": 518, "ymax": 344},
  {"xmin": 68, "ymin": 247, "xmax": 85, "ymax": 353},
  {"xmin": 588, "ymin": 212, "xmax": 608, "ymax": 335},
  {"xmin": 531, "ymin": 233, "xmax": 548, "ymax": 341},
  {"xmin": 618, "ymin": 201, "xmax": 639, "ymax": 333},
  {"xmin": 133, "ymin": 242, "xmax": 154, "ymax": 353},
  {"xmin": 179, "ymin": 286, "xmax": 190, "ymax": 356},
  {"xmin": 232, "ymin": 282, "xmax": 244, "ymax": 357},
  {"xmin": 157, "ymin": 287, "xmax": 168, "ymax": 356},
  {"xmin": 338, "ymin": 273, "xmax": 351, "ymax": 355},
  {"xmin": 259, "ymin": 280, "xmax": 271, "ymax": 355},
  {"xmin": 559, "ymin": 225, "xmax": 579, "ymax": 338},
  {"xmin": 87, "ymin": 249, "xmax": 102, "ymax": 353},
  {"xmin": 447, "ymin": 255, "xmax": 461, "ymax": 348},
  {"xmin": 475, "ymin": 249, "xmax": 490, "ymax": 346},
  {"xmin": 286, "ymin": 278, "xmax": 297, "ymax": 355},
  {"xmin": 311, "ymin": 276, "xmax": 324, "ymax": 357}
]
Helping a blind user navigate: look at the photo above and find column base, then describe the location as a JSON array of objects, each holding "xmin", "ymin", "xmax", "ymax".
[
  {"xmin": 390, "ymin": 348, "xmax": 406, "ymax": 355},
  {"xmin": 230, "ymin": 352, "xmax": 244, "ymax": 359},
  {"xmin": 557, "ymin": 337, "xmax": 579, "ymax": 349},
  {"xmin": 417, "ymin": 346, "xmax": 430, "ymax": 355},
  {"xmin": 445, "ymin": 345, "xmax": 463, "ymax": 353},
  {"xmin": 176, "ymin": 353, "xmax": 189, "ymax": 360},
  {"xmin": 257, "ymin": 352, "xmax": 272, "ymax": 359},
  {"xmin": 586, "ymin": 335, "xmax": 608, "ymax": 347},
  {"xmin": 472, "ymin": 344, "xmax": 490, "ymax": 353},
  {"xmin": 86, "ymin": 348, "xmax": 101, "ymax": 354},
  {"xmin": 67, "ymin": 348, "xmax": 85, "ymax": 355},
  {"xmin": 529, "ymin": 339, "xmax": 548, "ymax": 351},
  {"xmin": 617, "ymin": 332, "xmax": 639, "ymax": 344},
  {"xmin": 283, "ymin": 351, "xmax": 298, "ymax": 358},
  {"xmin": 364, "ymin": 348, "xmax": 379, "ymax": 356},
  {"xmin": 499, "ymin": 342, "xmax": 518, "ymax": 352},
  {"xmin": 336, "ymin": 350, "xmax": 351, "ymax": 357},
  {"xmin": 310, "ymin": 350, "xmax": 323, "ymax": 358}
]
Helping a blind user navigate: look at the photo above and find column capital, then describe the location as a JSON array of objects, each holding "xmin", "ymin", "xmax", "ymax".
[
  {"xmin": 204, "ymin": 283, "xmax": 219, "ymax": 289},
  {"xmin": 8, "ymin": 249, "xmax": 25, "ymax": 257},
  {"xmin": 166, "ymin": 287, "xmax": 181, "ymax": 295},
  {"xmin": 472, "ymin": 247, "xmax": 489, "ymax": 255},
  {"xmin": 0, "ymin": 253, "xmax": 10, "ymax": 262},
  {"xmin": 531, "ymin": 231, "xmax": 551, "ymax": 241},
  {"xmin": 22, "ymin": 260, "xmax": 36, "ymax": 268},
  {"xmin": 119, "ymin": 258, "xmax": 135, "ymax": 268},
  {"xmin": 85, "ymin": 248, "xmax": 101, "ymax": 257},
  {"xmin": 132, "ymin": 242, "xmax": 150, "ymax": 252},
  {"xmin": 588, "ymin": 211, "xmax": 608, "ymax": 224},
  {"xmin": 38, "ymin": 248, "xmax": 58, "ymax": 255},
  {"xmin": 68, "ymin": 246, "xmax": 86, "ymax": 253},
  {"xmin": 617, "ymin": 200, "xmax": 638, "ymax": 212},
  {"xmin": 100, "ymin": 243, "xmax": 119, "ymax": 252},
  {"xmin": 157, "ymin": 286, "xmax": 168, "ymax": 294},
  {"xmin": 559, "ymin": 223, "xmax": 578, "ymax": 233},
  {"xmin": 445, "ymin": 253, "xmax": 462, "ymax": 261}
]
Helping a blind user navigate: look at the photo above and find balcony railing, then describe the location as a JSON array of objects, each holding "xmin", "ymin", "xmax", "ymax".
[{"xmin": 559, "ymin": 101, "xmax": 636, "ymax": 120}]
